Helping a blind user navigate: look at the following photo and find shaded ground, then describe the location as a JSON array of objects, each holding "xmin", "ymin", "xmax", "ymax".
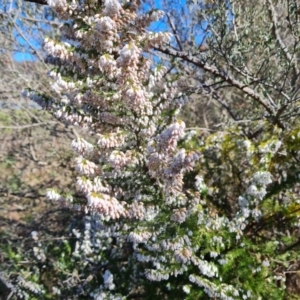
[
  {"xmin": 0, "ymin": 109, "xmax": 76, "ymax": 224},
  {"xmin": 0, "ymin": 109, "xmax": 80, "ymax": 298}
]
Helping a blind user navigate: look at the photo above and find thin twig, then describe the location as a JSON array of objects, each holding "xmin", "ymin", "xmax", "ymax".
[
  {"xmin": 166, "ymin": 13, "xmax": 183, "ymax": 51},
  {"xmin": 186, "ymin": 127, "xmax": 216, "ymax": 132},
  {"xmin": 154, "ymin": 46, "xmax": 276, "ymax": 116},
  {"xmin": 24, "ymin": 0, "xmax": 47, "ymax": 5},
  {"xmin": 0, "ymin": 121, "xmax": 58, "ymax": 129},
  {"xmin": 284, "ymin": 271, "xmax": 300, "ymax": 274},
  {"xmin": 18, "ymin": 16, "xmax": 61, "ymax": 25},
  {"xmin": 8, "ymin": 15, "xmax": 45, "ymax": 63},
  {"xmin": 266, "ymin": 0, "xmax": 299, "ymax": 76}
]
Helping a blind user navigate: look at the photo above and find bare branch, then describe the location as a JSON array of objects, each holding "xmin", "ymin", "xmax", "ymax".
[
  {"xmin": 8, "ymin": 14, "xmax": 46, "ymax": 63},
  {"xmin": 18, "ymin": 16, "xmax": 60, "ymax": 25},
  {"xmin": 266, "ymin": 0, "xmax": 299, "ymax": 77},
  {"xmin": 24, "ymin": 0, "xmax": 47, "ymax": 5},
  {"xmin": 155, "ymin": 46, "xmax": 276, "ymax": 116},
  {"xmin": 0, "ymin": 121, "xmax": 58, "ymax": 129},
  {"xmin": 166, "ymin": 13, "xmax": 183, "ymax": 51}
]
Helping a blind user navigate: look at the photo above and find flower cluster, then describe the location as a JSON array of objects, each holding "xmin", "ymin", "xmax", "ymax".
[
  {"xmin": 19, "ymin": 0, "xmax": 290, "ymax": 299},
  {"xmin": 238, "ymin": 171, "xmax": 273, "ymax": 221}
]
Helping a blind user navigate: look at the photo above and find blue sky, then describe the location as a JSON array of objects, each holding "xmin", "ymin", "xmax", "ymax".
[
  {"xmin": 5, "ymin": 0, "xmax": 212, "ymax": 62},
  {"xmin": 0, "ymin": 0, "xmax": 55, "ymax": 61}
]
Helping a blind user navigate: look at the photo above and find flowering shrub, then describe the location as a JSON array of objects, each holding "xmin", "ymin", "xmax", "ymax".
[{"xmin": 7, "ymin": 0, "xmax": 300, "ymax": 299}]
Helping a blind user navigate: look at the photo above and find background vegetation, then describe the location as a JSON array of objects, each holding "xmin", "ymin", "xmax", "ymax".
[{"xmin": 1, "ymin": 0, "xmax": 300, "ymax": 299}]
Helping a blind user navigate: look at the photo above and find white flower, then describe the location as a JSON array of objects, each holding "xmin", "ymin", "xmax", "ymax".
[
  {"xmin": 238, "ymin": 196, "xmax": 248, "ymax": 208},
  {"xmin": 171, "ymin": 208, "xmax": 187, "ymax": 223},
  {"xmin": 47, "ymin": 0, "xmax": 67, "ymax": 8},
  {"xmin": 97, "ymin": 132, "xmax": 126, "ymax": 148},
  {"xmin": 183, "ymin": 285, "xmax": 191, "ymax": 294},
  {"xmin": 104, "ymin": 0, "xmax": 122, "ymax": 17},
  {"xmin": 117, "ymin": 43, "xmax": 141, "ymax": 65},
  {"xmin": 86, "ymin": 193, "xmax": 126, "ymax": 219},
  {"xmin": 75, "ymin": 156, "xmax": 99, "ymax": 176},
  {"xmin": 150, "ymin": 10, "xmax": 164, "ymax": 21},
  {"xmin": 262, "ymin": 259, "xmax": 270, "ymax": 267},
  {"xmin": 46, "ymin": 189, "xmax": 61, "ymax": 201},
  {"xmin": 174, "ymin": 247, "xmax": 192, "ymax": 263},
  {"xmin": 103, "ymin": 270, "xmax": 115, "ymax": 290},
  {"xmin": 246, "ymin": 185, "xmax": 267, "ymax": 200},
  {"xmin": 241, "ymin": 207, "xmax": 251, "ymax": 218},
  {"xmin": 95, "ymin": 16, "xmax": 116, "ymax": 33},
  {"xmin": 210, "ymin": 251, "xmax": 218, "ymax": 258},
  {"xmin": 76, "ymin": 177, "xmax": 94, "ymax": 193},
  {"xmin": 98, "ymin": 54, "xmax": 117, "ymax": 73},
  {"xmin": 251, "ymin": 207, "xmax": 262, "ymax": 220},
  {"xmin": 218, "ymin": 258, "xmax": 228, "ymax": 265},
  {"xmin": 31, "ymin": 231, "xmax": 39, "ymax": 241},
  {"xmin": 72, "ymin": 138, "xmax": 94, "ymax": 155},
  {"xmin": 252, "ymin": 171, "xmax": 272, "ymax": 186},
  {"xmin": 195, "ymin": 175, "xmax": 207, "ymax": 192}
]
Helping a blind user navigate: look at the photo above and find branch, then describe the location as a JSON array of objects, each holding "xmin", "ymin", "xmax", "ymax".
[
  {"xmin": 24, "ymin": 0, "xmax": 47, "ymax": 5},
  {"xmin": 166, "ymin": 13, "xmax": 183, "ymax": 51},
  {"xmin": 188, "ymin": 80, "xmax": 239, "ymax": 122},
  {"xmin": 8, "ymin": 15, "xmax": 46, "ymax": 63},
  {"xmin": 19, "ymin": 16, "xmax": 61, "ymax": 25},
  {"xmin": 155, "ymin": 46, "xmax": 276, "ymax": 116},
  {"xmin": 266, "ymin": 0, "xmax": 293, "ymax": 63},
  {"xmin": 0, "ymin": 121, "xmax": 58, "ymax": 129},
  {"xmin": 280, "ymin": 238, "xmax": 300, "ymax": 254},
  {"xmin": 211, "ymin": 90, "xmax": 238, "ymax": 121},
  {"xmin": 266, "ymin": 0, "xmax": 299, "ymax": 81}
]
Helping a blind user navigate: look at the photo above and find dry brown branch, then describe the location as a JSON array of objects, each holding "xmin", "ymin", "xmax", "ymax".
[
  {"xmin": 266, "ymin": 0, "xmax": 298, "ymax": 73},
  {"xmin": 0, "ymin": 121, "xmax": 58, "ymax": 129},
  {"xmin": 24, "ymin": 0, "xmax": 47, "ymax": 5},
  {"xmin": 155, "ymin": 46, "xmax": 276, "ymax": 116},
  {"xmin": 8, "ymin": 14, "xmax": 45, "ymax": 63}
]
